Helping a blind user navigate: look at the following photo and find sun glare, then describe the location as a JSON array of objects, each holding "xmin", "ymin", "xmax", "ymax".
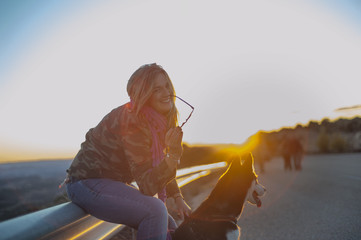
[{"xmin": 216, "ymin": 134, "xmax": 260, "ymax": 160}]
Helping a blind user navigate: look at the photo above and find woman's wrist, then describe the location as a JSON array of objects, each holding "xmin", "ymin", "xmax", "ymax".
[
  {"xmin": 166, "ymin": 152, "xmax": 180, "ymax": 164},
  {"xmin": 173, "ymin": 193, "xmax": 184, "ymax": 200},
  {"xmin": 164, "ymin": 152, "xmax": 179, "ymax": 169},
  {"xmin": 165, "ymin": 143, "xmax": 183, "ymax": 158},
  {"xmin": 167, "ymin": 147, "xmax": 182, "ymax": 158}
]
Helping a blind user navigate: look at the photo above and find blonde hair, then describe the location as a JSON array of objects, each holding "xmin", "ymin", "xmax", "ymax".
[{"xmin": 127, "ymin": 63, "xmax": 178, "ymax": 128}]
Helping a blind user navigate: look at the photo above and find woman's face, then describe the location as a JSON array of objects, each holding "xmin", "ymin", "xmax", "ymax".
[{"xmin": 148, "ymin": 73, "xmax": 173, "ymax": 115}]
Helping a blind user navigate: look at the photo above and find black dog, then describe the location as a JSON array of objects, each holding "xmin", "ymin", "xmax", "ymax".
[{"xmin": 172, "ymin": 153, "xmax": 265, "ymax": 240}]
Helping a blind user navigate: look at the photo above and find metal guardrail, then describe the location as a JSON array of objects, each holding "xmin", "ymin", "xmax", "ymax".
[{"xmin": 0, "ymin": 162, "xmax": 227, "ymax": 240}]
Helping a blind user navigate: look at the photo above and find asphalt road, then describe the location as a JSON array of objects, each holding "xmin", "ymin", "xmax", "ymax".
[{"xmin": 238, "ymin": 153, "xmax": 361, "ymax": 240}]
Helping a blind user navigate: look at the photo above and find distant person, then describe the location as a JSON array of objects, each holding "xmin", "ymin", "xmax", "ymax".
[
  {"xmin": 289, "ymin": 138, "xmax": 304, "ymax": 170},
  {"xmin": 281, "ymin": 139, "xmax": 292, "ymax": 171},
  {"xmin": 63, "ymin": 63, "xmax": 191, "ymax": 240},
  {"xmin": 281, "ymin": 137, "xmax": 304, "ymax": 171}
]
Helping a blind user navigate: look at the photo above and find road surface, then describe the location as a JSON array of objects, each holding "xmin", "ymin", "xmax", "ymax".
[{"xmin": 238, "ymin": 153, "xmax": 361, "ymax": 240}]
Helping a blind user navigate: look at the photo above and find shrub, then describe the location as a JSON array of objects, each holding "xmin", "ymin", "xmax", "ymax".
[
  {"xmin": 330, "ymin": 133, "xmax": 347, "ymax": 153},
  {"xmin": 317, "ymin": 128, "xmax": 329, "ymax": 153}
]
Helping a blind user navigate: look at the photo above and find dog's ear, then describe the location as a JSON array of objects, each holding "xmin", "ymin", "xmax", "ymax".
[
  {"xmin": 242, "ymin": 152, "xmax": 254, "ymax": 171},
  {"xmin": 229, "ymin": 155, "xmax": 242, "ymax": 167},
  {"xmin": 227, "ymin": 155, "xmax": 242, "ymax": 173}
]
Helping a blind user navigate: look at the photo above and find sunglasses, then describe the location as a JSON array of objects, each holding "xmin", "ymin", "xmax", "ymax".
[{"xmin": 172, "ymin": 95, "xmax": 194, "ymax": 128}]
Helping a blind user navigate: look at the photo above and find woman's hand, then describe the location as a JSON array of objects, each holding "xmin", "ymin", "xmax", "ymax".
[
  {"xmin": 165, "ymin": 127, "xmax": 183, "ymax": 158},
  {"xmin": 174, "ymin": 197, "xmax": 192, "ymax": 221}
]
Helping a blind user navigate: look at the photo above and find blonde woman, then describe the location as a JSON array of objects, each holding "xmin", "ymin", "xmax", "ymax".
[{"xmin": 65, "ymin": 63, "xmax": 192, "ymax": 240}]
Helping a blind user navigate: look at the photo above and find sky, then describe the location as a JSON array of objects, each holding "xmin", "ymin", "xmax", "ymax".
[{"xmin": 1, "ymin": 0, "xmax": 361, "ymax": 162}]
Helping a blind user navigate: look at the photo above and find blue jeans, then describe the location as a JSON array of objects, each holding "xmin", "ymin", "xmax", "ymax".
[{"xmin": 66, "ymin": 178, "xmax": 177, "ymax": 240}]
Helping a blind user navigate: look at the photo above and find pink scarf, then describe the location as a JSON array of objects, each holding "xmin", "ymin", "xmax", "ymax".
[{"xmin": 140, "ymin": 105, "xmax": 168, "ymax": 202}]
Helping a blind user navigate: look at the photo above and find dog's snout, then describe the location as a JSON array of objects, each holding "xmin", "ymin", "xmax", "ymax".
[{"xmin": 255, "ymin": 184, "xmax": 266, "ymax": 197}]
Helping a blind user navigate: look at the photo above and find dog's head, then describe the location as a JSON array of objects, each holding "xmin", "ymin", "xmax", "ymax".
[
  {"xmin": 227, "ymin": 153, "xmax": 266, "ymax": 208},
  {"xmin": 242, "ymin": 153, "xmax": 266, "ymax": 207}
]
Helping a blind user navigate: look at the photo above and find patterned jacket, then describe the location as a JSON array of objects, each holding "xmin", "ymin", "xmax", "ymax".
[{"xmin": 67, "ymin": 103, "xmax": 181, "ymax": 198}]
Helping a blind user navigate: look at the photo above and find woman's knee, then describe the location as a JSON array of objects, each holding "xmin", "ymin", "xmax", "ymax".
[{"xmin": 145, "ymin": 197, "xmax": 168, "ymax": 220}]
